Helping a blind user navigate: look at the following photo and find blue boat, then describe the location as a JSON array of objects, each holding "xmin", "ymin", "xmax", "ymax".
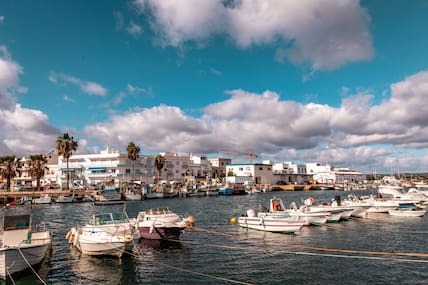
[{"xmin": 218, "ymin": 187, "xmax": 234, "ymax": 195}]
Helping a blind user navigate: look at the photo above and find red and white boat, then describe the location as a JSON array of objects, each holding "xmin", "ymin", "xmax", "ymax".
[{"xmin": 136, "ymin": 208, "xmax": 194, "ymax": 240}]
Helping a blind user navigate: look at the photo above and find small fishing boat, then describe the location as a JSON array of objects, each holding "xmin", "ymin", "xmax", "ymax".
[
  {"xmin": 218, "ymin": 186, "xmax": 234, "ymax": 195},
  {"xmin": 388, "ymin": 203, "xmax": 427, "ymax": 217},
  {"xmin": 55, "ymin": 194, "xmax": 74, "ymax": 203},
  {"xmin": 136, "ymin": 207, "xmax": 194, "ymax": 240},
  {"xmin": 0, "ymin": 205, "xmax": 52, "ymax": 279},
  {"xmin": 66, "ymin": 211, "xmax": 137, "ymax": 257},
  {"xmin": 238, "ymin": 209, "xmax": 304, "ymax": 234},
  {"xmin": 32, "ymin": 194, "xmax": 52, "ymax": 204},
  {"xmin": 124, "ymin": 190, "xmax": 142, "ymax": 201},
  {"xmin": 96, "ymin": 188, "xmax": 122, "ymax": 202}
]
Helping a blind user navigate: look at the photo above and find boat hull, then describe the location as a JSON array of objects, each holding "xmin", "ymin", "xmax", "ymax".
[
  {"xmin": 138, "ymin": 226, "xmax": 182, "ymax": 240},
  {"xmin": 238, "ymin": 217, "xmax": 303, "ymax": 233},
  {"xmin": 388, "ymin": 210, "xmax": 426, "ymax": 217},
  {"xmin": 0, "ymin": 232, "xmax": 51, "ymax": 279}
]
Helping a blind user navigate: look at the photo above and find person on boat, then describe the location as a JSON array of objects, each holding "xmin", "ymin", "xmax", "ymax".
[{"xmin": 272, "ymin": 199, "xmax": 280, "ymax": 211}]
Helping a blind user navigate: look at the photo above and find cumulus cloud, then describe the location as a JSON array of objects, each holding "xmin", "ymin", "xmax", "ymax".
[
  {"xmin": 0, "ymin": 47, "xmax": 61, "ymax": 156},
  {"xmin": 134, "ymin": 0, "xmax": 373, "ymax": 70},
  {"xmin": 0, "ymin": 105, "xmax": 60, "ymax": 155},
  {"xmin": 49, "ymin": 71, "xmax": 107, "ymax": 96},
  {"xmin": 0, "ymin": 46, "xmax": 24, "ymax": 110},
  {"xmin": 81, "ymin": 70, "xmax": 428, "ymax": 172}
]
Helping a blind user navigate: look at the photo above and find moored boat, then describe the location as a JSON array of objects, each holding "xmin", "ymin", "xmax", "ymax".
[
  {"xmin": 32, "ymin": 194, "xmax": 52, "ymax": 204},
  {"xmin": 136, "ymin": 207, "xmax": 194, "ymax": 240},
  {"xmin": 96, "ymin": 188, "xmax": 122, "ymax": 202},
  {"xmin": 0, "ymin": 205, "xmax": 52, "ymax": 279},
  {"xmin": 388, "ymin": 203, "xmax": 427, "ymax": 217},
  {"xmin": 66, "ymin": 211, "xmax": 137, "ymax": 258},
  {"xmin": 238, "ymin": 208, "xmax": 304, "ymax": 234}
]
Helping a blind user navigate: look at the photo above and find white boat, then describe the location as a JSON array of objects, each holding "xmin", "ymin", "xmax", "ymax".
[
  {"xmin": 264, "ymin": 197, "xmax": 328, "ymax": 226},
  {"xmin": 125, "ymin": 191, "xmax": 142, "ymax": 201},
  {"xmin": 0, "ymin": 205, "xmax": 52, "ymax": 279},
  {"xmin": 66, "ymin": 212, "xmax": 137, "ymax": 258},
  {"xmin": 136, "ymin": 207, "xmax": 194, "ymax": 240},
  {"xmin": 206, "ymin": 189, "xmax": 219, "ymax": 196},
  {"xmin": 55, "ymin": 194, "xmax": 74, "ymax": 203},
  {"xmin": 388, "ymin": 203, "xmax": 427, "ymax": 217},
  {"xmin": 32, "ymin": 194, "xmax": 52, "ymax": 204},
  {"xmin": 301, "ymin": 197, "xmax": 349, "ymax": 222},
  {"xmin": 238, "ymin": 208, "xmax": 304, "ymax": 234}
]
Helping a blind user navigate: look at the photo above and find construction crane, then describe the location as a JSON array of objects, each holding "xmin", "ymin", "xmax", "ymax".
[{"xmin": 219, "ymin": 150, "xmax": 258, "ymax": 164}]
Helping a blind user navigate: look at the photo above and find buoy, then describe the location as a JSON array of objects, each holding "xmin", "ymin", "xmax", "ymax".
[{"xmin": 230, "ymin": 217, "xmax": 237, "ymax": 224}]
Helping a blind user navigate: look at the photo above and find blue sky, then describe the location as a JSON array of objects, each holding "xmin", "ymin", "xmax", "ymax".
[{"xmin": 1, "ymin": 0, "xmax": 428, "ymax": 174}]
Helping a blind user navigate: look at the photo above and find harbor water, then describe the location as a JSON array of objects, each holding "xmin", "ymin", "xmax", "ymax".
[{"xmin": 8, "ymin": 190, "xmax": 428, "ymax": 284}]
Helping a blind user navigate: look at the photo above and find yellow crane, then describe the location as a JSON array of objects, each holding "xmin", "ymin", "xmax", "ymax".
[{"xmin": 219, "ymin": 150, "xmax": 258, "ymax": 164}]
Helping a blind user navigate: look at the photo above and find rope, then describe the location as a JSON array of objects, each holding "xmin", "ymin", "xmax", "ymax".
[
  {"xmin": 6, "ymin": 267, "xmax": 16, "ymax": 285},
  {"xmin": 193, "ymin": 226, "xmax": 428, "ymax": 259},
  {"xmin": 126, "ymin": 243, "xmax": 254, "ymax": 285},
  {"xmin": 167, "ymin": 237, "xmax": 428, "ymax": 264},
  {"xmin": 17, "ymin": 245, "xmax": 47, "ymax": 285}
]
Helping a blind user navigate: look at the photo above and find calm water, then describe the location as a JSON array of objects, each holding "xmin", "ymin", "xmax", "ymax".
[{"xmin": 7, "ymin": 190, "xmax": 428, "ymax": 285}]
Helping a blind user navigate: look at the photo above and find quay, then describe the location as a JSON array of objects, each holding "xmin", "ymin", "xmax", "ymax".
[{"xmin": 0, "ymin": 189, "xmax": 94, "ymax": 203}]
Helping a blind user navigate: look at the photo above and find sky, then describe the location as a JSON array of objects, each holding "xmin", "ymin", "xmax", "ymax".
[{"xmin": 1, "ymin": 0, "xmax": 428, "ymax": 174}]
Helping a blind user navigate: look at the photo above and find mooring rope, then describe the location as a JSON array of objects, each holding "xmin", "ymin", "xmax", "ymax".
[
  {"xmin": 125, "ymin": 245, "xmax": 254, "ymax": 285},
  {"xmin": 6, "ymin": 267, "xmax": 16, "ymax": 285},
  {"xmin": 165, "ymin": 236, "xmax": 428, "ymax": 264},
  {"xmin": 17, "ymin": 246, "xmax": 47, "ymax": 285},
  {"xmin": 193, "ymin": 226, "xmax": 428, "ymax": 259}
]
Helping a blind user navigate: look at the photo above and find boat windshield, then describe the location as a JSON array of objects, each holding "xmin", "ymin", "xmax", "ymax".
[
  {"xmin": 146, "ymin": 208, "xmax": 173, "ymax": 215},
  {"xmin": 89, "ymin": 212, "xmax": 129, "ymax": 225}
]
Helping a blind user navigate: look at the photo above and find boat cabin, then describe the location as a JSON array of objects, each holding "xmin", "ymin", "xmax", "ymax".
[{"xmin": 1, "ymin": 206, "xmax": 32, "ymax": 247}]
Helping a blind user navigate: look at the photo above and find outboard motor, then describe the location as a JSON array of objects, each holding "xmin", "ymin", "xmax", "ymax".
[{"xmin": 334, "ymin": 195, "xmax": 341, "ymax": 206}]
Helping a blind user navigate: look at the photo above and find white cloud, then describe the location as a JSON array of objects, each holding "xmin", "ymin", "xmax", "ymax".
[
  {"xmin": 63, "ymin": 94, "xmax": 75, "ymax": 103},
  {"xmin": 80, "ymin": 70, "xmax": 428, "ymax": 172},
  {"xmin": 49, "ymin": 71, "xmax": 107, "ymax": 96},
  {"xmin": 127, "ymin": 84, "xmax": 152, "ymax": 96},
  {"xmin": 126, "ymin": 21, "xmax": 143, "ymax": 37},
  {"xmin": 0, "ymin": 16, "xmax": 4, "ymax": 23},
  {"xmin": 0, "ymin": 105, "xmax": 59, "ymax": 155},
  {"xmin": 134, "ymin": 0, "xmax": 373, "ymax": 70}
]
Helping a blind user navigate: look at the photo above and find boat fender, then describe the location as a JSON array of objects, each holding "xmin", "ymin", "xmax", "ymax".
[
  {"xmin": 66, "ymin": 230, "xmax": 71, "ymax": 241},
  {"xmin": 230, "ymin": 217, "xmax": 237, "ymax": 224},
  {"xmin": 72, "ymin": 235, "xmax": 79, "ymax": 247}
]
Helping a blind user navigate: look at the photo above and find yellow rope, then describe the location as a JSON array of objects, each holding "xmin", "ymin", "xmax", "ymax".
[
  {"xmin": 193, "ymin": 226, "xmax": 428, "ymax": 258},
  {"xmin": 127, "ymin": 245, "xmax": 254, "ymax": 285}
]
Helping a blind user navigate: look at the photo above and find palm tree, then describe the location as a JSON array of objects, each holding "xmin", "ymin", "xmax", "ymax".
[
  {"xmin": 154, "ymin": 154, "xmax": 166, "ymax": 183},
  {"xmin": 28, "ymin": 154, "xmax": 48, "ymax": 191},
  {"xmin": 56, "ymin": 133, "xmax": 78, "ymax": 190},
  {"xmin": 0, "ymin": 155, "xmax": 19, "ymax": 191},
  {"xmin": 126, "ymin": 142, "xmax": 141, "ymax": 182}
]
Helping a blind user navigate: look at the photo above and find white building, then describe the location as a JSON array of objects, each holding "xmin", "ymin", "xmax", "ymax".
[
  {"xmin": 310, "ymin": 164, "xmax": 365, "ymax": 184},
  {"xmin": 226, "ymin": 163, "xmax": 273, "ymax": 185},
  {"xmin": 57, "ymin": 147, "xmax": 155, "ymax": 188}
]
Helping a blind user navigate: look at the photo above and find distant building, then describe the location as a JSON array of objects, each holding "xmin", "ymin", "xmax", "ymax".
[
  {"xmin": 226, "ymin": 163, "xmax": 273, "ymax": 185},
  {"xmin": 208, "ymin": 157, "xmax": 231, "ymax": 180}
]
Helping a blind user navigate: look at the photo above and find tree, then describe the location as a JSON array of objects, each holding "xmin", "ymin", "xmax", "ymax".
[
  {"xmin": 154, "ymin": 154, "xmax": 166, "ymax": 182},
  {"xmin": 28, "ymin": 154, "xmax": 48, "ymax": 191},
  {"xmin": 56, "ymin": 133, "xmax": 78, "ymax": 190},
  {"xmin": 126, "ymin": 142, "xmax": 141, "ymax": 182},
  {"xmin": 0, "ymin": 155, "xmax": 19, "ymax": 191}
]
